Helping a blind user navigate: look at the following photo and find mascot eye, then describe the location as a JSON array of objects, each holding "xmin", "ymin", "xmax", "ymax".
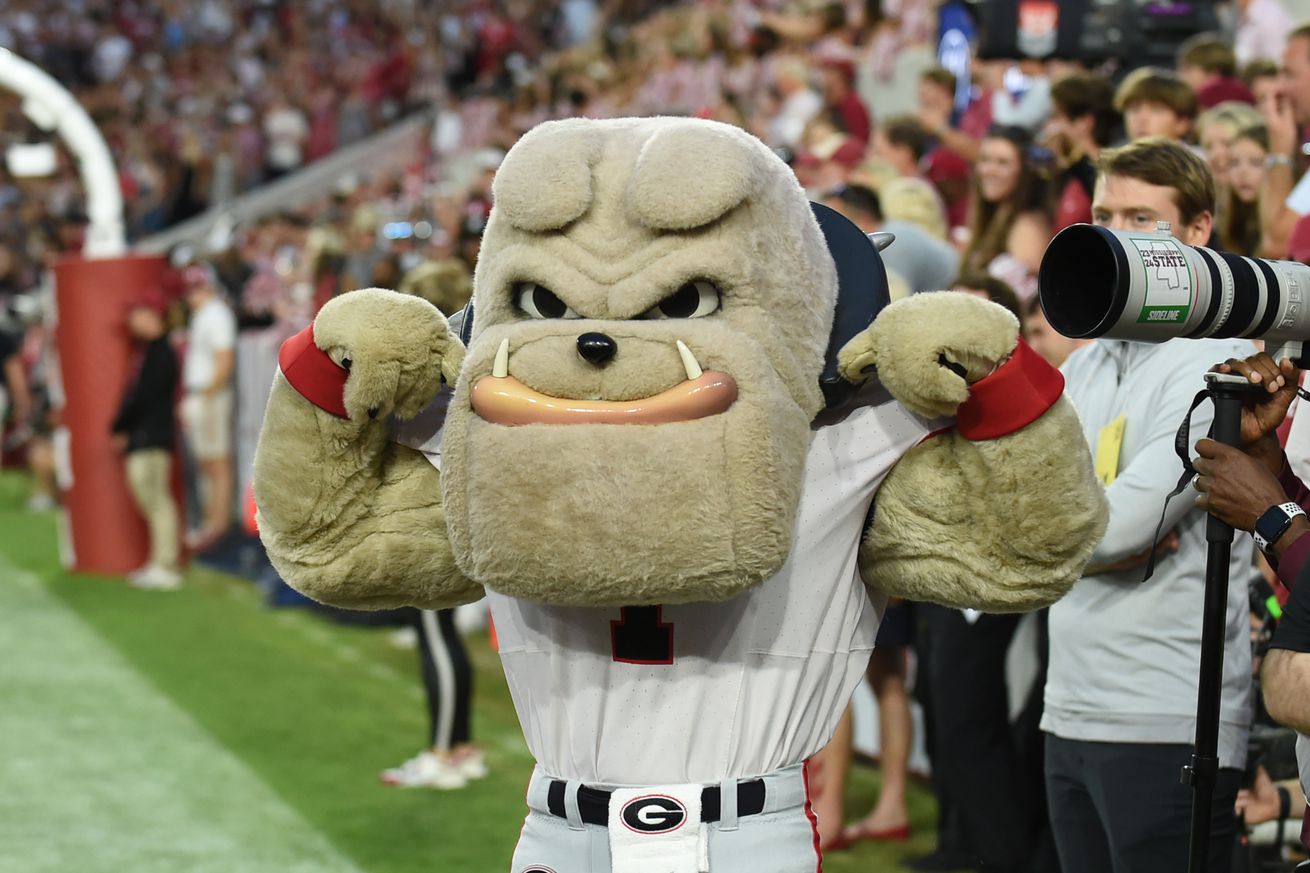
[
  {"xmin": 647, "ymin": 281, "xmax": 721, "ymax": 319},
  {"xmin": 515, "ymin": 282, "xmax": 580, "ymax": 319}
]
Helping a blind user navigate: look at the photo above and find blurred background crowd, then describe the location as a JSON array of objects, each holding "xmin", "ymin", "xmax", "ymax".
[{"xmin": 5, "ymin": 1, "xmax": 1310, "ymax": 871}]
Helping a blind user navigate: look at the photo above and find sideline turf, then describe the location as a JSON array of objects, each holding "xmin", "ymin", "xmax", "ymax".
[
  {"xmin": 0, "ymin": 555, "xmax": 368, "ymax": 873},
  {"xmin": 0, "ymin": 473, "xmax": 939, "ymax": 872}
]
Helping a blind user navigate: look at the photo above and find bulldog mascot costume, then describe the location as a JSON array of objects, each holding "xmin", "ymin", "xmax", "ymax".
[{"xmin": 253, "ymin": 117, "xmax": 1107, "ymax": 873}]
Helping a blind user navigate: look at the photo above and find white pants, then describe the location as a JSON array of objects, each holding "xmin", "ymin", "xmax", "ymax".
[{"xmin": 511, "ymin": 764, "xmax": 822, "ymax": 873}]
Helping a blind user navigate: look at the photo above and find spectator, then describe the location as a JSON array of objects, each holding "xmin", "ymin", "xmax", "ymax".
[
  {"xmin": 818, "ymin": 58, "xmax": 870, "ymax": 145},
  {"xmin": 1258, "ymin": 23, "xmax": 1310, "ymax": 258},
  {"xmin": 380, "ymin": 608, "xmax": 487, "ymax": 790},
  {"xmin": 871, "ymin": 115, "xmax": 930, "ymax": 178},
  {"xmin": 882, "ymin": 100, "xmax": 974, "ymax": 231},
  {"xmin": 823, "ymin": 183, "xmax": 959, "ymax": 295},
  {"xmin": 1114, "ymin": 68, "xmax": 1198, "ymax": 142},
  {"xmin": 1219, "ymin": 123, "xmax": 1270, "ymax": 255},
  {"xmin": 766, "ymin": 56, "xmax": 823, "ymax": 151},
  {"xmin": 961, "ymin": 125, "xmax": 1054, "ymax": 302},
  {"xmin": 1186, "ymin": 350, "xmax": 1310, "ymax": 859},
  {"xmin": 1234, "ymin": 0, "xmax": 1296, "ymax": 67},
  {"xmin": 112, "ymin": 293, "xmax": 181, "ymax": 591},
  {"xmin": 923, "ymin": 146, "xmax": 975, "ymax": 237},
  {"xmin": 343, "ymin": 207, "xmax": 386, "ymax": 292},
  {"xmin": 263, "ymin": 95, "xmax": 310, "ymax": 180},
  {"xmin": 179, "ymin": 262, "xmax": 236, "ymax": 550},
  {"xmin": 1241, "ymin": 58, "xmax": 1283, "ymax": 107},
  {"xmin": 1044, "ymin": 138, "xmax": 1255, "ymax": 873},
  {"xmin": 879, "ymin": 176, "xmax": 951, "ymax": 242},
  {"xmin": 1022, "ymin": 296, "xmax": 1087, "ymax": 368},
  {"xmin": 1046, "ymin": 72, "xmax": 1119, "ymax": 231},
  {"xmin": 0, "ymin": 320, "xmax": 29, "ymax": 449},
  {"xmin": 1198, "ymin": 101, "xmax": 1264, "ymax": 191},
  {"xmin": 811, "ymin": 600, "xmax": 917, "ymax": 853},
  {"xmin": 1178, "ymin": 33, "xmax": 1256, "ymax": 109},
  {"xmin": 914, "ymin": 602, "xmax": 1038, "ymax": 872},
  {"xmin": 917, "ymin": 65, "xmax": 983, "ymax": 163},
  {"xmin": 950, "ymin": 271, "xmax": 1022, "ymax": 321},
  {"xmin": 797, "ymin": 112, "xmax": 865, "ymax": 190},
  {"xmin": 991, "ymin": 60, "xmax": 1053, "ymax": 135},
  {"xmin": 397, "ymin": 259, "xmax": 475, "ymax": 317}
]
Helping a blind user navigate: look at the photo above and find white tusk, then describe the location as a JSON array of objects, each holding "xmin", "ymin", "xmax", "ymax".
[
  {"xmin": 493, "ymin": 338, "xmax": 509, "ymax": 378},
  {"xmin": 676, "ymin": 340, "xmax": 703, "ymax": 381}
]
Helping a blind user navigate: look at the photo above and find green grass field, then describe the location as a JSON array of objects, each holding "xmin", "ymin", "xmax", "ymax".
[{"xmin": 0, "ymin": 472, "xmax": 941, "ymax": 872}]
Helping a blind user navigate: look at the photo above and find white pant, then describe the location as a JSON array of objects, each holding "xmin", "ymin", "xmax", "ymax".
[{"xmin": 511, "ymin": 764, "xmax": 822, "ymax": 873}]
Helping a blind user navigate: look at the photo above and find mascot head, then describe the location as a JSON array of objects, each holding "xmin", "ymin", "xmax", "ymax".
[{"xmin": 441, "ymin": 117, "xmax": 837, "ymax": 605}]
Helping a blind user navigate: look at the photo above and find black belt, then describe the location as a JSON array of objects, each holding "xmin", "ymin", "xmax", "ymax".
[{"xmin": 546, "ymin": 778, "xmax": 767, "ymax": 826}]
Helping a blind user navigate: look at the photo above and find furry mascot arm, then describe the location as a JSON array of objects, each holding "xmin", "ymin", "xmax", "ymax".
[
  {"xmin": 252, "ymin": 289, "xmax": 483, "ymax": 610},
  {"xmin": 840, "ymin": 292, "xmax": 1108, "ymax": 612}
]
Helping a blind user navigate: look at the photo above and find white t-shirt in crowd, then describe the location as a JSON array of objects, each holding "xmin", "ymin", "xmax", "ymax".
[
  {"xmin": 264, "ymin": 107, "xmax": 309, "ymax": 171},
  {"xmin": 768, "ymin": 88, "xmax": 823, "ymax": 151},
  {"xmin": 184, "ymin": 296, "xmax": 236, "ymax": 392},
  {"xmin": 93, "ymin": 33, "xmax": 133, "ymax": 82}
]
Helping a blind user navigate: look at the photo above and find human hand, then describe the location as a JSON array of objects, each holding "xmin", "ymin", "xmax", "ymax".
[
  {"xmin": 1193, "ymin": 438, "xmax": 1292, "ymax": 532},
  {"xmin": 918, "ymin": 99, "xmax": 950, "ymax": 136},
  {"xmin": 1260, "ymin": 88, "xmax": 1299, "ymax": 159},
  {"xmin": 1212, "ymin": 352, "xmax": 1298, "ymax": 452},
  {"xmin": 1086, "ymin": 529, "xmax": 1180, "ymax": 575},
  {"xmin": 1235, "ymin": 766, "xmax": 1281, "ymax": 825}
]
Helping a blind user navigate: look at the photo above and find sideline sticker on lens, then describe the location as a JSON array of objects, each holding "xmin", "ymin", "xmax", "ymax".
[{"xmin": 1130, "ymin": 237, "xmax": 1194, "ymax": 324}]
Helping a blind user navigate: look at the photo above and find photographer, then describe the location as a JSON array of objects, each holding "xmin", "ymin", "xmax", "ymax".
[
  {"xmin": 1193, "ymin": 351, "xmax": 1310, "ymax": 856},
  {"xmin": 1042, "ymin": 138, "xmax": 1257, "ymax": 873}
]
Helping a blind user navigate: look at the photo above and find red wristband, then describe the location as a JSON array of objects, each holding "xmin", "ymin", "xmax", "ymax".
[
  {"xmin": 954, "ymin": 339, "xmax": 1064, "ymax": 440},
  {"xmin": 278, "ymin": 322, "xmax": 350, "ymax": 419}
]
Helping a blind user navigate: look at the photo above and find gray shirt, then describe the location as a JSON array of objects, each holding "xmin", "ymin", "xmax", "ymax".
[
  {"xmin": 1043, "ymin": 338, "xmax": 1255, "ymax": 768},
  {"xmin": 879, "ymin": 220, "xmax": 960, "ymax": 296},
  {"xmin": 1299, "ymin": 733, "xmax": 1309, "ymax": 811}
]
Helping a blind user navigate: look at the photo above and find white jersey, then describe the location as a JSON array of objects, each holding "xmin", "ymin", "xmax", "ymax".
[
  {"xmin": 399, "ymin": 392, "xmax": 934, "ymax": 785},
  {"xmin": 183, "ymin": 296, "xmax": 236, "ymax": 392}
]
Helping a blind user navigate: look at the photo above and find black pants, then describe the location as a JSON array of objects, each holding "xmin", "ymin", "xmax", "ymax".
[
  {"xmin": 414, "ymin": 608, "xmax": 473, "ymax": 750},
  {"xmin": 1045, "ymin": 734, "xmax": 1240, "ymax": 873},
  {"xmin": 921, "ymin": 604, "xmax": 1031, "ymax": 872}
]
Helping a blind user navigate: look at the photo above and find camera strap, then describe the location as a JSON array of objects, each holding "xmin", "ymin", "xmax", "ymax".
[{"xmin": 1143, "ymin": 388, "xmax": 1213, "ymax": 582}]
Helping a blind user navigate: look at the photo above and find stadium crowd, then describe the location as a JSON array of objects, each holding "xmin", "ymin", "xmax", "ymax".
[{"xmin": 6, "ymin": 0, "xmax": 1310, "ymax": 871}]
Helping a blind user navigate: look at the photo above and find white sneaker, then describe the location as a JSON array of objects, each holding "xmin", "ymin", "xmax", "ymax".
[
  {"xmin": 26, "ymin": 494, "xmax": 55, "ymax": 511},
  {"xmin": 454, "ymin": 599, "xmax": 489, "ymax": 634},
  {"xmin": 130, "ymin": 566, "xmax": 182, "ymax": 591},
  {"xmin": 451, "ymin": 747, "xmax": 488, "ymax": 780},
  {"xmin": 388, "ymin": 627, "xmax": 418, "ymax": 650},
  {"xmin": 380, "ymin": 751, "xmax": 467, "ymax": 789}
]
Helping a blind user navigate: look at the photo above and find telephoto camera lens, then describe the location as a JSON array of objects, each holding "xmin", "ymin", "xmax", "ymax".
[{"xmin": 1038, "ymin": 223, "xmax": 1310, "ymax": 346}]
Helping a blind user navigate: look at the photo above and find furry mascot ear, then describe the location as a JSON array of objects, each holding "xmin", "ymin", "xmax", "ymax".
[
  {"xmin": 492, "ymin": 123, "xmax": 600, "ymax": 232},
  {"xmin": 624, "ymin": 123, "xmax": 766, "ymax": 231}
]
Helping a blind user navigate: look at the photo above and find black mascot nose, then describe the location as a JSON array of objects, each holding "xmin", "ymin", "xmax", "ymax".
[{"xmin": 577, "ymin": 332, "xmax": 617, "ymax": 366}]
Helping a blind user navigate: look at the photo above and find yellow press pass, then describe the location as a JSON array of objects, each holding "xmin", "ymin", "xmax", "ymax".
[{"xmin": 1095, "ymin": 415, "xmax": 1126, "ymax": 486}]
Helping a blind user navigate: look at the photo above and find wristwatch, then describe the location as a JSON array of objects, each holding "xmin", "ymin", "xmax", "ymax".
[
  {"xmin": 1253, "ymin": 501, "xmax": 1308, "ymax": 553},
  {"xmin": 1266, "ymin": 154, "xmax": 1293, "ymax": 169}
]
